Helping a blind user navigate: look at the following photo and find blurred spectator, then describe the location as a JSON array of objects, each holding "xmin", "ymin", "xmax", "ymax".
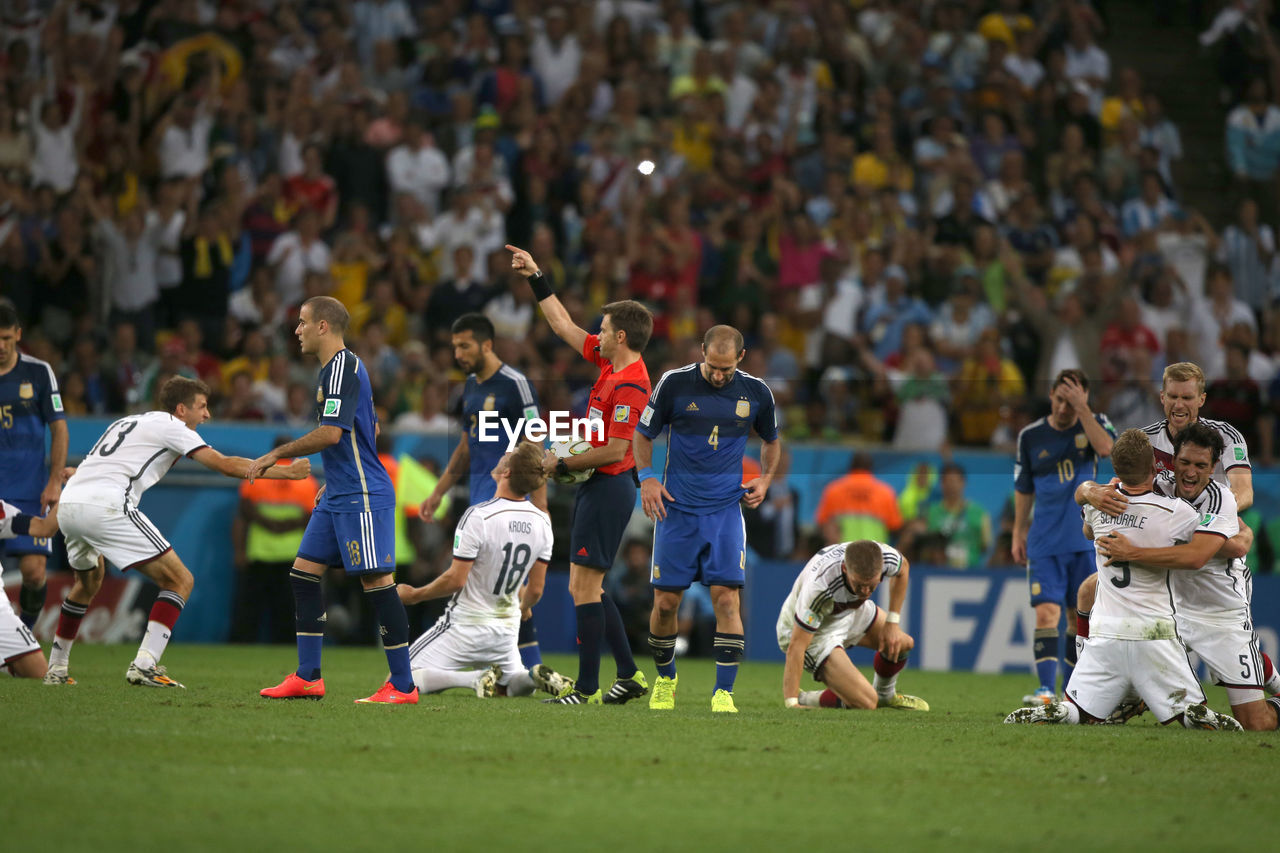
[
  {"xmin": 903, "ymin": 463, "xmax": 992, "ymax": 569},
  {"xmin": 814, "ymin": 451, "xmax": 903, "ymax": 546},
  {"xmin": 1226, "ymin": 77, "xmax": 1280, "ymax": 223},
  {"xmin": 1203, "ymin": 343, "xmax": 1270, "ymax": 456},
  {"xmin": 1217, "ymin": 197, "xmax": 1276, "ymax": 313},
  {"xmin": 953, "ymin": 328, "xmax": 1026, "ymax": 446}
]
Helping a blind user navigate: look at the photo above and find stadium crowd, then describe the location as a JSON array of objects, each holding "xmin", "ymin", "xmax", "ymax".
[{"xmin": 3, "ymin": 0, "xmax": 1280, "ymax": 579}]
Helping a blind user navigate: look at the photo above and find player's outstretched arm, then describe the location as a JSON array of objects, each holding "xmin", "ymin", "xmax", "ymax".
[
  {"xmin": 193, "ymin": 447, "xmax": 312, "ymax": 480},
  {"xmin": 1095, "ymin": 530, "xmax": 1224, "ymax": 570},
  {"xmin": 506, "ymin": 244, "xmax": 588, "ymax": 353},
  {"xmin": 248, "ymin": 426, "xmax": 343, "ymax": 481},
  {"xmin": 782, "ymin": 627, "xmax": 816, "ymax": 709},
  {"xmin": 1075, "ymin": 478, "xmax": 1128, "ymax": 514},
  {"xmin": 397, "ymin": 557, "xmax": 474, "ymax": 605}
]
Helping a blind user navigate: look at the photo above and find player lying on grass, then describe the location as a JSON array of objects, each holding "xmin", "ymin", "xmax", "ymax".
[
  {"xmin": 397, "ymin": 442, "xmax": 573, "ymax": 699},
  {"xmin": 1005, "ymin": 428, "xmax": 1241, "ymax": 729},
  {"xmin": 1076, "ymin": 424, "xmax": 1280, "ymax": 730},
  {"xmin": 778, "ymin": 539, "xmax": 929, "ymax": 712},
  {"xmin": 52, "ymin": 377, "xmax": 311, "ymax": 688},
  {"xmin": 0, "ymin": 497, "xmax": 62, "ymax": 678}
]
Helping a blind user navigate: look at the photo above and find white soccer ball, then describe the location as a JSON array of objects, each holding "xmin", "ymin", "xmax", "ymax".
[
  {"xmin": 637, "ymin": 159, "xmax": 655, "ymax": 176},
  {"xmin": 550, "ymin": 438, "xmax": 595, "ymax": 485}
]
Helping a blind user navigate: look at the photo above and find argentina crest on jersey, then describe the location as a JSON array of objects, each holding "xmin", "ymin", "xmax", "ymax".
[
  {"xmin": 735, "ymin": 399, "xmax": 750, "ymax": 417},
  {"xmin": 18, "ymin": 382, "xmax": 33, "ymax": 399}
]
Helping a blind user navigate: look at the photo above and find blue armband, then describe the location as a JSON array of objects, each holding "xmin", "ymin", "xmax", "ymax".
[{"xmin": 637, "ymin": 467, "xmax": 657, "ymax": 483}]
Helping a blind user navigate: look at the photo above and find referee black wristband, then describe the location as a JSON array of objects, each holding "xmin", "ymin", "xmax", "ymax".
[
  {"xmin": 528, "ymin": 270, "xmax": 554, "ymax": 301},
  {"xmin": 555, "ymin": 459, "xmax": 569, "ymax": 479},
  {"xmin": 11, "ymin": 514, "xmax": 31, "ymax": 536}
]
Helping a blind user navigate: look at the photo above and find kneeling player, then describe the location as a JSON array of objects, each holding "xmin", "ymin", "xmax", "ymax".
[
  {"xmin": 397, "ymin": 443, "xmax": 572, "ymax": 699},
  {"xmin": 0, "ymin": 500, "xmax": 58, "ymax": 678},
  {"xmin": 1005, "ymin": 429, "xmax": 1240, "ymax": 729},
  {"xmin": 778, "ymin": 540, "xmax": 928, "ymax": 712}
]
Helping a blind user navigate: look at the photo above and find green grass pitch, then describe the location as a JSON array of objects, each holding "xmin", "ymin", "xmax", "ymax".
[{"xmin": 4, "ymin": 644, "xmax": 1277, "ymax": 853}]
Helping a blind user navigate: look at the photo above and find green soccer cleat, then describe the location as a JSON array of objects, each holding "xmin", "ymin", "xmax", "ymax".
[
  {"xmin": 543, "ymin": 688, "xmax": 602, "ymax": 705},
  {"xmin": 711, "ymin": 689, "xmax": 738, "ymax": 713},
  {"xmin": 878, "ymin": 692, "xmax": 929, "ymax": 711},
  {"xmin": 649, "ymin": 674, "xmax": 678, "ymax": 710},
  {"xmin": 603, "ymin": 670, "xmax": 648, "ymax": 704}
]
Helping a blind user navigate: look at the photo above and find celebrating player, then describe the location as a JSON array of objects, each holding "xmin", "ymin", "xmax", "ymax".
[
  {"xmin": 507, "ymin": 243, "xmax": 651, "ymax": 706},
  {"xmin": 0, "ymin": 499, "xmax": 61, "ymax": 678},
  {"xmin": 1005, "ymin": 429, "xmax": 1241, "ymax": 730},
  {"xmin": 417, "ymin": 313, "xmax": 549, "ymax": 673},
  {"xmin": 633, "ymin": 325, "xmax": 780, "ymax": 712},
  {"xmin": 399, "ymin": 443, "xmax": 573, "ymax": 699},
  {"xmin": 53, "ymin": 377, "xmax": 311, "ymax": 687},
  {"xmin": 254, "ymin": 296, "xmax": 417, "ymax": 705},
  {"xmin": 1012, "ymin": 369, "xmax": 1115, "ymax": 705},
  {"xmin": 0, "ymin": 300, "xmax": 69, "ymax": 628},
  {"xmin": 1090, "ymin": 424, "xmax": 1279, "ymax": 730},
  {"xmin": 777, "ymin": 540, "xmax": 929, "ymax": 713}
]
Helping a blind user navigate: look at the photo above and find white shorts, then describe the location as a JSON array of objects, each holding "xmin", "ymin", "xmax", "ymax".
[
  {"xmin": 777, "ymin": 603, "xmax": 880, "ymax": 675},
  {"xmin": 58, "ymin": 502, "xmax": 170, "ymax": 572},
  {"xmin": 1177, "ymin": 614, "xmax": 1264, "ymax": 688},
  {"xmin": 1, "ymin": 600, "xmax": 40, "ymax": 665},
  {"xmin": 1066, "ymin": 637, "xmax": 1204, "ymax": 722},
  {"xmin": 408, "ymin": 618, "xmax": 523, "ymax": 684}
]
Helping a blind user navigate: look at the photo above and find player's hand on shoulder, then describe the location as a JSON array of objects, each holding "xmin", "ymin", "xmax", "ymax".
[{"xmin": 1088, "ymin": 480, "xmax": 1128, "ymax": 516}]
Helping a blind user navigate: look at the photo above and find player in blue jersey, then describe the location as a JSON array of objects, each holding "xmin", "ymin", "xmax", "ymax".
[
  {"xmin": 417, "ymin": 313, "xmax": 550, "ymax": 672},
  {"xmin": 1012, "ymin": 368, "xmax": 1115, "ymax": 706},
  {"xmin": 0, "ymin": 300, "xmax": 69, "ymax": 628},
  {"xmin": 252, "ymin": 296, "xmax": 418, "ymax": 704},
  {"xmin": 634, "ymin": 325, "xmax": 781, "ymax": 713}
]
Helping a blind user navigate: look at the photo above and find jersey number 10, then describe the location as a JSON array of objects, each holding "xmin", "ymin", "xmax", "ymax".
[{"xmin": 1056, "ymin": 458, "xmax": 1075, "ymax": 483}]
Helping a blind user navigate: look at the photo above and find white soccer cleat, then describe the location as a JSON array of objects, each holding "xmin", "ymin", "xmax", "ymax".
[
  {"xmin": 42, "ymin": 666, "xmax": 76, "ymax": 685},
  {"xmin": 1182, "ymin": 703, "xmax": 1243, "ymax": 731},
  {"xmin": 1004, "ymin": 701, "xmax": 1069, "ymax": 724},
  {"xmin": 1021, "ymin": 687, "xmax": 1055, "ymax": 706},
  {"xmin": 473, "ymin": 665, "xmax": 502, "ymax": 698},
  {"xmin": 528, "ymin": 663, "xmax": 574, "ymax": 697},
  {"xmin": 126, "ymin": 662, "xmax": 185, "ymax": 688}
]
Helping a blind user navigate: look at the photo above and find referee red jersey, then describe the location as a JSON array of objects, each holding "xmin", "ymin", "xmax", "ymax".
[{"xmin": 580, "ymin": 333, "xmax": 651, "ymax": 476}]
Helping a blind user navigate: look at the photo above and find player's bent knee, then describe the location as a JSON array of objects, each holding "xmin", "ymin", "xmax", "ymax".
[
  {"xmin": 652, "ymin": 590, "xmax": 681, "ymax": 619},
  {"xmin": 1034, "ymin": 602, "xmax": 1060, "ymax": 627},
  {"xmin": 1230, "ymin": 697, "xmax": 1274, "ymax": 731}
]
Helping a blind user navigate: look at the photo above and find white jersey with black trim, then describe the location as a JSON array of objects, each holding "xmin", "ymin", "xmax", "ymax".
[
  {"xmin": 1152, "ymin": 472, "xmax": 1248, "ymax": 620},
  {"xmin": 781, "ymin": 541, "xmax": 902, "ymax": 633},
  {"xmin": 1141, "ymin": 417, "xmax": 1249, "ymax": 482},
  {"xmin": 0, "ymin": 499, "xmax": 23, "ymax": 539},
  {"xmin": 448, "ymin": 497, "xmax": 553, "ymax": 627},
  {"xmin": 60, "ymin": 412, "xmax": 208, "ymax": 510},
  {"xmin": 1083, "ymin": 489, "xmax": 1210, "ymax": 640}
]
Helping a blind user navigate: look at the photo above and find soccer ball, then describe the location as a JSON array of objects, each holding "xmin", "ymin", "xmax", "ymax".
[{"xmin": 550, "ymin": 438, "xmax": 595, "ymax": 485}]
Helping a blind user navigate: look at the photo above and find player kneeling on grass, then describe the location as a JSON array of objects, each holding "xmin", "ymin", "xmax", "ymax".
[
  {"xmin": 397, "ymin": 442, "xmax": 573, "ymax": 699},
  {"xmin": 52, "ymin": 377, "xmax": 311, "ymax": 688},
  {"xmin": 0, "ymin": 498, "xmax": 63, "ymax": 678},
  {"xmin": 1004, "ymin": 428, "xmax": 1241, "ymax": 730},
  {"xmin": 778, "ymin": 540, "xmax": 928, "ymax": 712}
]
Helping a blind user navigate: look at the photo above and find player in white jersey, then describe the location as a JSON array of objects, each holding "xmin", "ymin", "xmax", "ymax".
[
  {"xmin": 0, "ymin": 498, "xmax": 60, "ymax": 677},
  {"xmin": 777, "ymin": 540, "xmax": 929, "ymax": 712},
  {"xmin": 51, "ymin": 377, "xmax": 310, "ymax": 688},
  {"xmin": 1006, "ymin": 429, "xmax": 1241, "ymax": 729},
  {"xmin": 1095, "ymin": 424, "xmax": 1278, "ymax": 730},
  {"xmin": 397, "ymin": 442, "xmax": 572, "ymax": 699}
]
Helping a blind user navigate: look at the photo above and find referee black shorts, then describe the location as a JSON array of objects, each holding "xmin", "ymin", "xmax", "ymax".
[{"xmin": 568, "ymin": 469, "xmax": 638, "ymax": 571}]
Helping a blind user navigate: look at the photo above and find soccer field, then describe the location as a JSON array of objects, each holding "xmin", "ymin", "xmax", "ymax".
[{"xmin": 4, "ymin": 645, "xmax": 1275, "ymax": 853}]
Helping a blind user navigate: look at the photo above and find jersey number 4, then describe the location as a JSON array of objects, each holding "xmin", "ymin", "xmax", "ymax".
[
  {"xmin": 493, "ymin": 542, "xmax": 532, "ymax": 595},
  {"xmin": 708, "ymin": 425, "xmax": 719, "ymax": 450}
]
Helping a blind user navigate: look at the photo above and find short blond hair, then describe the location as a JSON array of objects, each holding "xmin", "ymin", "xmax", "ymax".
[
  {"xmin": 1162, "ymin": 362, "xmax": 1205, "ymax": 394},
  {"xmin": 843, "ymin": 540, "xmax": 884, "ymax": 580},
  {"xmin": 1111, "ymin": 428, "xmax": 1154, "ymax": 486}
]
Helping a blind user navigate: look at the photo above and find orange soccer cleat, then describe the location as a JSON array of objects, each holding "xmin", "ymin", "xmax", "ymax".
[
  {"xmin": 354, "ymin": 681, "xmax": 419, "ymax": 705},
  {"xmin": 260, "ymin": 673, "xmax": 326, "ymax": 699}
]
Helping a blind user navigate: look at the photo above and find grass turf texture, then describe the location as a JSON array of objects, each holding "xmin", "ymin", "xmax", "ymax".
[{"xmin": 4, "ymin": 645, "xmax": 1277, "ymax": 853}]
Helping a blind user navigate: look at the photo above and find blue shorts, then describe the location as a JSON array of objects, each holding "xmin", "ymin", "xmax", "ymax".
[
  {"xmin": 651, "ymin": 503, "xmax": 746, "ymax": 591},
  {"xmin": 0, "ymin": 497, "xmax": 53, "ymax": 559},
  {"xmin": 297, "ymin": 507, "xmax": 396, "ymax": 574},
  {"xmin": 569, "ymin": 470, "xmax": 637, "ymax": 571},
  {"xmin": 1027, "ymin": 551, "xmax": 1096, "ymax": 608}
]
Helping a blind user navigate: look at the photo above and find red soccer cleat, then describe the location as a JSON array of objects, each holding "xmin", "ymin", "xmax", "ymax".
[
  {"xmin": 354, "ymin": 681, "xmax": 419, "ymax": 705},
  {"xmin": 260, "ymin": 673, "xmax": 326, "ymax": 699}
]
